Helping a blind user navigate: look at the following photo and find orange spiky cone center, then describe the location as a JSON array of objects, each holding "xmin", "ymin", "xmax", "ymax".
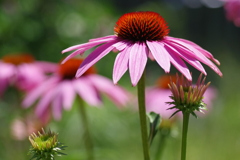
[
  {"xmin": 2, "ymin": 54, "xmax": 35, "ymax": 65},
  {"xmin": 59, "ymin": 58, "xmax": 96, "ymax": 79},
  {"xmin": 156, "ymin": 75, "xmax": 177, "ymax": 89},
  {"xmin": 114, "ymin": 11, "xmax": 169, "ymax": 42}
]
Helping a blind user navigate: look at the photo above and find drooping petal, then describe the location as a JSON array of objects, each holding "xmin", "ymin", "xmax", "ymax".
[
  {"xmin": 129, "ymin": 42, "xmax": 148, "ymax": 86},
  {"xmin": 113, "ymin": 47, "xmax": 131, "ymax": 84},
  {"xmin": 76, "ymin": 40, "xmax": 120, "ymax": 77},
  {"xmin": 168, "ymin": 37, "xmax": 220, "ymax": 65},
  {"xmin": 72, "ymin": 78, "xmax": 102, "ymax": 106},
  {"xmin": 22, "ymin": 77, "xmax": 59, "ymax": 108},
  {"xmin": 165, "ymin": 45, "xmax": 192, "ymax": 81},
  {"xmin": 35, "ymin": 88, "xmax": 56, "ymax": 118},
  {"xmin": 88, "ymin": 35, "xmax": 117, "ymax": 42},
  {"xmin": 88, "ymin": 74, "xmax": 129, "ymax": 106},
  {"xmin": 62, "ymin": 36, "xmax": 116, "ymax": 53},
  {"xmin": 146, "ymin": 40, "xmax": 171, "ymax": 73},
  {"xmin": 52, "ymin": 93, "xmax": 63, "ymax": 120},
  {"xmin": 61, "ymin": 49, "xmax": 85, "ymax": 64},
  {"xmin": 166, "ymin": 37, "xmax": 222, "ymax": 77},
  {"xmin": 164, "ymin": 42, "xmax": 207, "ymax": 75},
  {"xmin": 59, "ymin": 80, "xmax": 76, "ymax": 110}
]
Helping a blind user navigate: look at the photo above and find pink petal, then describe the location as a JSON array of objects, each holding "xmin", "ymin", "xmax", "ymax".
[
  {"xmin": 72, "ymin": 78, "xmax": 102, "ymax": 106},
  {"xmin": 35, "ymin": 88, "xmax": 56, "ymax": 118},
  {"xmin": 52, "ymin": 93, "xmax": 63, "ymax": 120},
  {"xmin": 203, "ymin": 87, "xmax": 217, "ymax": 108},
  {"xmin": 89, "ymin": 35, "xmax": 116, "ymax": 42},
  {"xmin": 88, "ymin": 75, "xmax": 129, "ymax": 106},
  {"xmin": 129, "ymin": 42, "xmax": 148, "ymax": 86},
  {"xmin": 62, "ymin": 36, "xmax": 115, "ymax": 53},
  {"xmin": 166, "ymin": 37, "xmax": 222, "ymax": 77},
  {"xmin": 16, "ymin": 64, "xmax": 46, "ymax": 91},
  {"xmin": 146, "ymin": 88, "xmax": 178, "ymax": 119},
  {"xmin": 164, "ymin": 42, "xmax": 207, "ymax": 75},
  {"xmin": 0, "ymin": 62, "xmax": 15, "ymax": 78},
  {"xmin": 146, "ymin": 41, "xmax": 171, "ymax": 73},
  {"xmin": 22, "ymin": 77, "xmax": 59, "ymax": 108},
  {"xmin": 148, "ymin": 49, "xmax": 155, "ymax": 61},
  {"xmin": 113, "ymin": 47, "xmax": 131, "ymax": 84},
  {"xmin": 0, "ymin": 78, "xmax": 8, "ymax": 96},
  {"xmin": 165, "ymin": 45, "xmax": 192, "ymax": 81},
  {"xmin": 61, "ymin": 49, "xmax": 85, "ymax": 64},
  {"xmin": 168, "ymin": 37, "xmax": 220, "ymax": 65},
  {"xmin": 59, "ymin": 80, "xmax": 75, "ymax": 110},
  {"xmin": 112, "ymin": 40, "xmax": 129, "ymax": 51},
  {"xmin": 76, "ymin": 40, "xmax": 120, "ymax": 77},
  {"xmin": 34, "ymin": 61, "xmax": 58, "ymax": 73}
]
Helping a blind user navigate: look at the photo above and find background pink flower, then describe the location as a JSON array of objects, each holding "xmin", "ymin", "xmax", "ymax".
[
  {"xmin": 146, "ymin": 75, "xmax": 217, "ymax": 119},
  {"xmin": 22, "ymin": 58, "xmax": 130, "ymax": 121},
  {"xmin": 0, "ymin": 54, "xmax": 57, "ymax": 95},
  {"xmin": 223, "ymin": 0, "xmax": 240, "ymax": 27}
]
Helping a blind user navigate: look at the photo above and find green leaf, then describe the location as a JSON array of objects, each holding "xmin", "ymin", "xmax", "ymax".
[{"xmin": 147, "ymin": 112, "xmax": 161, "ymax": 146}]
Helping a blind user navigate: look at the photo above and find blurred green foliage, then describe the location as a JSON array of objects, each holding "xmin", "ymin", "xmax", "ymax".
[{"xmin": 1, "ymin": 0, "xmax": 240, "ymax": 160}]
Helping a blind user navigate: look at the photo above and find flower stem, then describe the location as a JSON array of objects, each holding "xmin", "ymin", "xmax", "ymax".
[
  {"xmin": 181, "ymin": 112, "xmax": 190, "ymax": 160},
  {"xmin": 137, "ymin": 70, "xmax": 150, "ymax": 160},
  {"xmin": 155, "ymin": 128, "xmax": 170, "ymax": 160},
  {"xmin": 78, "ymin": 98, "xmax": 94, "ymax": 160}
]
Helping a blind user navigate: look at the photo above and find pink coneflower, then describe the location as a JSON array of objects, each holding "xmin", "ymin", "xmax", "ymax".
[
  {"xmin": 0, "ymin": 54, "xmax": 57, "ymax": 95},
  {"xmin": 223, "ymin": 0, "xmax": 240, "ymax": 27},
  {"xmin": 62, "ymin": 11, "xmax": 222, "ymax": 86},
  {"xmin": 146, "ymin": 74, "xmax": 216, "ymax": 119},
  {"xmin": 22, "ymin": 58, "xmax": 129, "ymax": 121}
]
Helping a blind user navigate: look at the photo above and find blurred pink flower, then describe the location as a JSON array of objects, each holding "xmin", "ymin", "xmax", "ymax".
[
  {"xmin": 11, "ymin": 113, "xmax": 50, "ymax": 141},
  {"xmin": 22, "ymin": 58, "xmax": 130, "ymax": 121},
  {"xmin": 62, "ymin": 11, "xmax": 222, "ymax": 86},
  {"xmin": 223, "ymin": 0, "xmax": 240, "ymax": 27},
  {"xmin": 146, "ymin": 75, "xmax": 217, "ymax": 119},
  {"xmin": 0, "ymin": 54, "xmax": 57, "ymax": 95}
]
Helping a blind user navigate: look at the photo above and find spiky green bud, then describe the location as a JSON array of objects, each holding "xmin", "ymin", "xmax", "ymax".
[
  {"xmin": 167, "ymin": 73, "xmax": 210, "ymax": 118},
  {"xmin": 28, "ymin": 128, "xmax": 67, "ymax": 160}
]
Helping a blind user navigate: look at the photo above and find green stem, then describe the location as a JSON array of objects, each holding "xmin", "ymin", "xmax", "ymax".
[
  {"xmin": 181, "ymin": 112, "xmax": 190, "ymax": 160},
  {"xmin": 137, "ymin": 70, "xmax": 150, "ymax": 160},
  {"xmin": 78, "ymin": 98, "xmax": 94, "ymax": 160},
  {"xmin": 155, "ymin": 128, "xmax": 170, "ymax": 160}
]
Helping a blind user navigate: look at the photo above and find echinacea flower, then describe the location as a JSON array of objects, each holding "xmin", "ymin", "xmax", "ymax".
[
  {"xmin": 146, "ymin": 74, "xmax": 216, "ymax": 119},
  {"xmin": 222, "ymin": 0, "xmax": 240, "ymax": 27},
  {"xmin": 22, "ymin": 58, "xmax": 129, "ymax": 121},
  {"xmin": 0, "ymin": 54, "xmax": 57, "ymax": 95},
  {"xmin": 28, "ymin": 128, "xmax": 67, "ymax": 160},
  {"xmin": 62, "ymin": 11, "xmax": 222, "ymax": 86},
  {"xmin": 167, "ymin": 74, "xmax": 212, "ymax": 118}
]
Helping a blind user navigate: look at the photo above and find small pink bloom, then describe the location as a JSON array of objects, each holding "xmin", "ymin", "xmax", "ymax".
[
  {"xmin": 0, "ymin": 54, "xmax": 58, "ymax": 95},
  {"xmin": 146, "ymin": 74, "xmax": 217, "ymax": 119},
  {"xmin": 62, "ymin": 11, "xmax": 222, "ymax": 86},
  {"xmin": 223, "ymin": 0, "xmax": 240, "ymax": 27},
  {"xmin": 22, "ymin": 58, "xmax": 130, "ymax": 121},
  {"xmin": 11, "ymin": 113, "xmax": 50, "ymax": 141}
]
